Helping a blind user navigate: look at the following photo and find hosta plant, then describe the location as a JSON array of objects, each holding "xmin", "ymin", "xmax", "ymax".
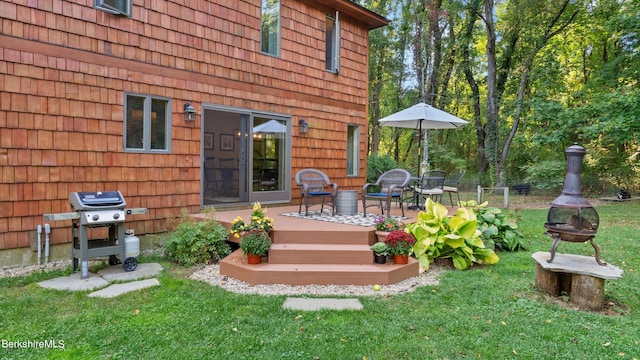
[
  {"xmin": 406, "ymin": 198, "xmax": 500, "ymax": 271},
  {"xmin": 460, "ymin": 200, "xmax": 526, "ymax": 252}
]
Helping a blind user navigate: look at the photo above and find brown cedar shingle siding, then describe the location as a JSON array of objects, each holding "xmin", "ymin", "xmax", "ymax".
[{"xmin": 0, "ymin": 0, "xmax": 387, "ymax": 252}]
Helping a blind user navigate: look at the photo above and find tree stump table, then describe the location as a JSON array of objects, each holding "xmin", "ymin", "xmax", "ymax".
[{"xmin": 531, "ymin": 252, "xmax": 623, "ymax": 311}]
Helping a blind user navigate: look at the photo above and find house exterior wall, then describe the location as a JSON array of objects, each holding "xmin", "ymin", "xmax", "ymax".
[{"xmin": 0, "ymin": 0, "xmax": 385, "ymax": 255}]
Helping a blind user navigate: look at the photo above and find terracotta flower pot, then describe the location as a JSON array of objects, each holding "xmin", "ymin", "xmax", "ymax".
[
  {"xmin": 247, "ymin": 253, "xmax": 262, "ymax": 264},
  {"xmin": 374, "ymin": 230, "xmax": 390, "ymax": 243},
  {"xmin": 394, "ymin": 254, "xmax": 409, "ymax": 264}
]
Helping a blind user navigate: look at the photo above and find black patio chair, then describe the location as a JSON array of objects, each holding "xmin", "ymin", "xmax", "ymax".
[
  {"xmin": 295, "ymin": 169, "xmax": 338, "ymax": 216},
  {"xmin": 412, "ymin": 170, "xmax": 446, "ymax": 207},
  {"xmin": 362, "ymin": 169, "xmax": 411, "ymax": 217},
  {"xmin": 443, "ymin": 170, "xmax": 466, "ymax": 206}
]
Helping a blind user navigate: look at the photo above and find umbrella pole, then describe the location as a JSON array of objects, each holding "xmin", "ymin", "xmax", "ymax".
[{"xmin": 421, "ymin": 129, "xmax": 429, "ymax": 174}]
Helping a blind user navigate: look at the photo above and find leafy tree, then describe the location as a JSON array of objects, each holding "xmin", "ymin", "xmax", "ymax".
[{"xmin": 361, "ymin": 0, "xmax": 640, "ymax": 192}]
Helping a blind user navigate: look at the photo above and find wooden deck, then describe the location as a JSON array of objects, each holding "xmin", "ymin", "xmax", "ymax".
[{"xmin": 197, "ymin": 202, "xmax": 444, "ymax": 285}]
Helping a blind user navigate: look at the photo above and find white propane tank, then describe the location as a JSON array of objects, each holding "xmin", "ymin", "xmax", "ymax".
[{"xmin": 124, "ymin": 229, "xmax": 140, "ymax": 258}]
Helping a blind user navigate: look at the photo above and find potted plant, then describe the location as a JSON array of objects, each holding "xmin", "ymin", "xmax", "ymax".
[
  {"xmin": 384, "ymin": 230, "xmax": 416, "ymax": 264},
  {"xmin": 239, "ymin": 230, "xmax": 271, "ymax": 264},
  {"xmin": 370, "ymin": 242, "xmax": 389, "ymax": 264},
  {"xmin": 373, "ymin": 216, "xmax": 402, "ymax": 242},
  {"xmin": 230, "ymin": 202, "xmax": 275, "ymax": 239}
]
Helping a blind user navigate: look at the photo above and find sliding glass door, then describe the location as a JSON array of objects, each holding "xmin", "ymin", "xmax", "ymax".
[{"xmin": 202, "ymin": 106, "xmax": 291, "ymax": 206}]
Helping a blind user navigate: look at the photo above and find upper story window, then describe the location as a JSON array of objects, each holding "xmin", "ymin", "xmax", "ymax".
[
  {"xmin": 124, "ymin": 94, "xmax": 171, "ymax": 153},
  {"xmin": 95, "ymin": 0, "xmax": 132, "ymax": 17},
  {"xmin": 326, "ymin": 12, "xmax": 340, "ymax": 73},
  {"xmin": 261, "ymin": 0, "xmax": 281, "ymax": 56}
]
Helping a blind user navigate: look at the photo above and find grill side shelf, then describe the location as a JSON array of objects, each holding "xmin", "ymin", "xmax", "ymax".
[{"xmin": 43, "ymin": 212, "xmax": 81, "ymax": 221}]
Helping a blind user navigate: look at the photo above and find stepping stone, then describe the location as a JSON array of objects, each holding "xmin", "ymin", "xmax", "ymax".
[
  {"xmin": 38, "ymin": 272, "xmax": 109, "ymax": 291},
  {"xmin": 98, "ymin": 263, "xmax": 163, "ymax": 282},
  {"xmin": 88, "ymin": 278, "xmax": 160, "ymax": 298},
  {"xmin": 282, "ymin": 297, "xmax": 363, "ymax": 311}
]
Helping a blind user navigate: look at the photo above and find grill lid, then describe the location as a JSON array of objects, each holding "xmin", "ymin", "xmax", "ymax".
[{"xmin": 69, "ymin": 191, "xmax": 126, "ymax": 210}]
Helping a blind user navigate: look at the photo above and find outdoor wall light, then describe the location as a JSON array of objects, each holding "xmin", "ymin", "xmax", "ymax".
[
  {"xmin": 299, "ymin": 119, "xmax": 309, "ymax": 134},
  {"xmin": 184, "ymin": 103, "xmax": 196, "ymax": 121}
]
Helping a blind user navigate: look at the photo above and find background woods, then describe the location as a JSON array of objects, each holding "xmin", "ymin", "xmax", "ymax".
[{"xmin": 362, "ymin": 0, "xmax": 640, "ymax": 194}]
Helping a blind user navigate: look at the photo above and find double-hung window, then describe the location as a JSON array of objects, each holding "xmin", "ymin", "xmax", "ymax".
[
  {"xmin": 124, "ymin": 94, "xmax": 171, "ymax": 153},
  {"xmin": 261, "ymin": 0, "xmax": 281, "ymax": 56},
  {"xmin": 95, "ymin": 0, "xmax": 132, "ymax": 17},
  {"xmin": 326, "ymin": 12, "xmax": 340, "ymax": 73}
]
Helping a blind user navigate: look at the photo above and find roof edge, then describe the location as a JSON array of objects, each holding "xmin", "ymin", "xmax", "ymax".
[{"xmin": 305, "ymin": 0, "xmax": 389, "ymax": 30}]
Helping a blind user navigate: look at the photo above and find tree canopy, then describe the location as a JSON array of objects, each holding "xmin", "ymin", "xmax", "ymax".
[{"xmin": 361, "ymin": 0, "xmax": 640, "ymax": 193}]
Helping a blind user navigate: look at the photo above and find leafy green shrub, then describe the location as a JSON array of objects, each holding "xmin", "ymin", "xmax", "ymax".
[
  {"xmin": 522, "ymin": 160, "xmax": 566, "ymax": 191},
  {"xmin": 164, "ymin": 211, "xmax": 231, "ymax": 266},
  {"xmin": 406, "ymin": 199, "xmax": 500, "ymax": 270},
  {"xmin": 366, "ymin": 154, "xmax": 399, "ymax": 183},
  {"xmin": 461, "ymin": 200, "xmax": 526, "ymax": 251}
]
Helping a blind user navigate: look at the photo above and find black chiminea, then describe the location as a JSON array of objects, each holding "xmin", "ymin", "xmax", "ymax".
[{"xmin": 544, "ymin": 144, "xmax": 605, "ymax": 265}]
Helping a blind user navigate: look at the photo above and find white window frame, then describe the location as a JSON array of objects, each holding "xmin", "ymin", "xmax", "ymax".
[
  {"xmin": 124, "ymin": 94, "xmax": 172, "ymax": 153},
  {"xmin": 326, "ymin": 11, "xmax": 341, "ymax": 73},
  {"xmin": 95, "ymin": 0, "xmax": 132, "ymax": 17},
  {"xmin": 260, "ymin": 0, "xmax": 281, "ymax": 57},
  {"xmin": 346, "ymin": 124, "xmax": 359, "ymax": 176}
]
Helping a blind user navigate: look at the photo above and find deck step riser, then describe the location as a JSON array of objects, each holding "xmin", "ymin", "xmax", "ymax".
[
  {"xmin": 220, "ymin": 250, "xmax": 419, "ymax": 285},
  {"xmin": 268, "ymin": 251, "xmax": 374, "ymax": 264},
  {"xmin": 272, "ymin": 230, "xmax": 375, "ymax": 245}
]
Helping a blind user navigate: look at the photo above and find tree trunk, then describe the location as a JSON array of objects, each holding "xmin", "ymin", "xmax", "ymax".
[
  {"xmin": 483, "ymin": 0, "xmax": 500, "ymax": 183},
  {"xmin": 462, "ymin": 0, "xmax": 487, "ymax": 174},
  {"xmin": 426, "ymin": 0, "xmax": 443, "ymax": 106},
  {"xmin": 369, "ymin": 64, "xmax": 382, "ymax": 156},
  {"xmin": 496, "ymin": 1, "xmax": 579, "ymax": 186}
]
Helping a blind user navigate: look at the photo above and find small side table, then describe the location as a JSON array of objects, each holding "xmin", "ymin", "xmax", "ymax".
[{"xmin": 336, "ymin": 190, "xmax": 358, "ymax": 215}]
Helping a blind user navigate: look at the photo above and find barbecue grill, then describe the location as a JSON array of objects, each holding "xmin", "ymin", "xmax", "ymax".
[{"xmin": 43, "ymin": 191, "xmax": 147, "ymax": 278}]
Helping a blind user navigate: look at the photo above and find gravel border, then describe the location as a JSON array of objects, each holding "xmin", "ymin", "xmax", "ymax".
[
  {"xmin": 190, "ymin": 264, "xmax": 445, "ymax": 297},
  {"xmin": 0, "ymin": 249, "xmax": 163, "ymax": 279},
  {"xmin": 2, "ymin": 249, "xmax": 445, "ymax": 297},
  {"xmin": 0, "ymin": 259, "xmax": 72, "ymax": 279}
]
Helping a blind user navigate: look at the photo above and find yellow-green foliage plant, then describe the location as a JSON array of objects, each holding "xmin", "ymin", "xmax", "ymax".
[{"xmin": 406, "ymin": 198, "xmax": 500, "ymax": 271}]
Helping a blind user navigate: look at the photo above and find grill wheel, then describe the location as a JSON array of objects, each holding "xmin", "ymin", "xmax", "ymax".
[{"xmin": 123, "ymin": 257, "xmax": 138, "ymax": 272}]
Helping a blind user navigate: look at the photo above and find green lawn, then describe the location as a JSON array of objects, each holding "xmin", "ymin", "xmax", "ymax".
[{"xmin": 1, "ymin": 202, "xmax": 639, "ymax": 359}]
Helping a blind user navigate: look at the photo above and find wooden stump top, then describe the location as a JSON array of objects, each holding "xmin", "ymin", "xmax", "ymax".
[{"xmin": 531, "ymin": 252, "xmax": 623, "ymax": 280}]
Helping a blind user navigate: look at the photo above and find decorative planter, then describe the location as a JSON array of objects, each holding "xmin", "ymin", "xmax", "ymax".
[
  {"xmin": 394, "ymin": 254, "xmax": 409, "ymax": 265},
  {"xmin": 375, "ymin": 230, "xmax": 390, "ymax": 243},
  {"xmin": 246, "ymin": 253, "xmax": 262, "ymax": 264},
  {"xmin": 373, "ymin": 253, "xmax": 387, "ymax": 264}
]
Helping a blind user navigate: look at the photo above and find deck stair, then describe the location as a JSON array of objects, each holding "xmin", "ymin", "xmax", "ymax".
[{"xmin": 219, "ymin": 227, "xmax": 419, "ymax": 286}]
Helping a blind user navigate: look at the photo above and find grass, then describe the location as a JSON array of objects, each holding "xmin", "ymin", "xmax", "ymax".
[{"xmin": 2, "ymin": 200, "xmax": 640, "ymax": 359}]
